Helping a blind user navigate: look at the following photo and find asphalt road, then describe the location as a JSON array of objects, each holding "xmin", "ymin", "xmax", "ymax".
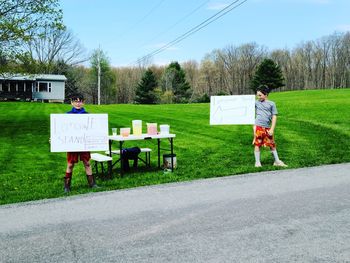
[{"xmin": 1, "ymin": 163, "xmax": 350, "ymax": 263}]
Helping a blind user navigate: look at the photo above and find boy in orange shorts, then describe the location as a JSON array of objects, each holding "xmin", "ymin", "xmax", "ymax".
[
  {"xmin": 253, "ymin": 85, "xmax": 287, "ymax": 168},
  {"xmin": 64, "ymin": 93, "xmax": 98, "ymax": 193}
]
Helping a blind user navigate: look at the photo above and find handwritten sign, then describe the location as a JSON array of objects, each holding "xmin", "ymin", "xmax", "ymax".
[
  {"xmin": 50, "ymin": 114, "xmax": 109, "ymax": 152},
  {"xmin": 210, "ymin": 95, "xmax": 255, "ymax": 125}
]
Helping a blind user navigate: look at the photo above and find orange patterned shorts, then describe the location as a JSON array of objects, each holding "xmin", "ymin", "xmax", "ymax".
[{"xmin": 254, "ymin": 126, "xmax": 276, "ymax": 148}]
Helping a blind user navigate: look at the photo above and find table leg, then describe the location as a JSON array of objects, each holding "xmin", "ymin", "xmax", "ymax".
[
  {"xmin": 170, "ymin": 137, "xmax": 174, "ymax": 172},
  {"xmin": 108, "ymin": 140, "xmax": 113, "ymax": 179},
  {"xmin": 157, "ymin": 139, "xmax": 161, "ymax": 168},
  {"xmin": 119, "ymin": 141, "xmax": 124, "ymax": 177}
]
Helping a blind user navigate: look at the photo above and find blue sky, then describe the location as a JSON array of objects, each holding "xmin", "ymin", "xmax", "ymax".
[{"xmin": 60, "ymin": 0, "xmax": 350, "ymax": 67}]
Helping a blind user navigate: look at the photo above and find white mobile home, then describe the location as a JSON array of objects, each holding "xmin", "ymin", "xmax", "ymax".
[{"xmin": 0, "ymin": 74, "xmax": 67, "ymax": 102}]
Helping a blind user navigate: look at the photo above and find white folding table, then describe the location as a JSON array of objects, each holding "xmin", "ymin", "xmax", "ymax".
[{"xmin": 108, "ymin": 133, "xmax": 176, "ymax": 177}]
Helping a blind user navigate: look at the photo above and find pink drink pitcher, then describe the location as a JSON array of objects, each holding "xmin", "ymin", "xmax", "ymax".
[{"xmin": 147, "ymin": 123, "xmax": 157, "ymax": 135}]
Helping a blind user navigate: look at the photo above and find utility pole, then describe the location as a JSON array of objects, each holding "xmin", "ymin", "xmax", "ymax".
[{"xmin": 97, "ymin": 47, "xmax": 101, "ymax": 105}]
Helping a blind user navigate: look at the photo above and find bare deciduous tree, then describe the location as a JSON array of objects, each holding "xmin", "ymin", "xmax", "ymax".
[{"xmin": 24, "ymin": 28, "xmax": 87, "ymax": 72}]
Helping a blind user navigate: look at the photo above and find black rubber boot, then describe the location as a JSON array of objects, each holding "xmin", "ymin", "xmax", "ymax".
[
  {"xmin": 64, "ymin": 176, "xmax": 71, "ymax": 193},
  {"xmin": 86, "ymin": 174, "xmax": 98, "ymax": 188}
]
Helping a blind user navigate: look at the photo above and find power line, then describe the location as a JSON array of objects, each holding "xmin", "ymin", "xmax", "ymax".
[
  {"xmin": 134, "ymin": 0, "xmax": 248, "ymax": 65},
  {"xmin": 136, "ymin": 0, "xmax": 246, "ymax": 63},
  {"xmin": 142, "ymin": 0, "xmax": 211, "ymax": 46},
  {"xmin": 119, "ymin": 0, "xmax": 167, "ymax": 39}
]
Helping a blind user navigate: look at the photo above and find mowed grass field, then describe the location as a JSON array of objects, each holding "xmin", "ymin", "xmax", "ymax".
[{"xmin": 1, "ymin": 89, "xmax": 349, "ymax": 205}]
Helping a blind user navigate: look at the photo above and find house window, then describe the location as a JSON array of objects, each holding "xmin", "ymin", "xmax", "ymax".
[
  {"xmin": 2, "ymin": 83, "xmax": 8, "ymax": 92},
  {"xmin": 10, "ymin": 83, "xmax": 16, "ymax": 92},
  {"xmin": 38, "ymin": 82, "xmax": 48, "ymax": 92},
  {"xmin": 18, "ymin": 83, "xmax": 24, "ymax": 92}
]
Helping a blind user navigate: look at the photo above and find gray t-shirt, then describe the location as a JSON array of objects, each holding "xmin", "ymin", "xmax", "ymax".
[{"xmin": 255, "ymin": 100, "xmax": 278, "ymax": 128}]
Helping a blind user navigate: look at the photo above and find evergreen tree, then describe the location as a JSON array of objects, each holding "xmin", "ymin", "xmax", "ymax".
[
  {"xmin": 52, "ymin": 60, "xmax": 80, "ymax": 102},
  {"xmin": 163, "ymin": 61, "xmax": 191, "ymax": 103},
  {"xmin": 250, "ymin": 58, "xmax": 285, "ymax": 92},
  {"xmin": 135, "ymin": 69, "xmax": 158, "ymax": 104}
]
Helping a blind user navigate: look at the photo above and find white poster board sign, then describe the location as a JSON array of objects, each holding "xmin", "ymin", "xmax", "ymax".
[
  {"xmin": 210, "ymin": 95, "xmax": 255, "ymax": 125},
  {"xmin": 50, "ymin": 114, "xmax": 109, "ymax": 152}
]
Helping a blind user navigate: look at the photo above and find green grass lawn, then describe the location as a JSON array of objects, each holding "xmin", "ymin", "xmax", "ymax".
[{"xmin": 1, "ymin": 89, "xmax": 350, "ymax": 205}]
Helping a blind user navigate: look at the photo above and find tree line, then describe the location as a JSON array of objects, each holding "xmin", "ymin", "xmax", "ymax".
[
  {"xmin": 187, "ymin": 31, "xmax": 350, "ymax": 97},
  {"xmin": 1, "ymin": 1, "xmax": 349, "ymax": 104},
  {"xmin": 114, "ymin": 31, "xmax": 350, "ymax": 104}
]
